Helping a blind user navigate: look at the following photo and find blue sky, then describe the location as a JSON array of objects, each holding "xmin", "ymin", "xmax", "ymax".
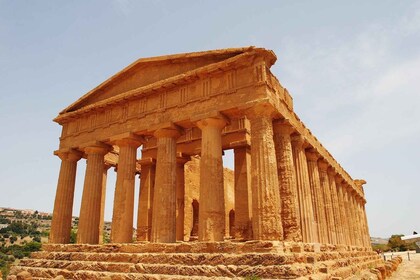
[{"xmin": 0, "ymin": 1, "xmax": 419, "ymax": 238}]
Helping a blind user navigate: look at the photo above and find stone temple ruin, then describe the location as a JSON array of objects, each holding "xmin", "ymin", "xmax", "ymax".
[{"xmin": 9, "ymin": 47, "xmax": 401, "ymax": 279}]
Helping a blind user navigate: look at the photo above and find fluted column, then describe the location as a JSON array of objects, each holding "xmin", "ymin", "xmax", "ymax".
[
  {"xmin": 327, "ymin": 168, "xmax": 344, "ymax": 244},
  {"xmin": 197, "ymin": 117, "xmax": 227, "ymax": 241},
  {"xmin": 136, "ymin": 158, "xmax": 155, "ymax": 241},
  {"xmin": 111, "ymin": 135, "xmax": 142, "ymax": 243},
  {"xmin": 151, "ymin": 127, "xmax": 180, "ymax": 243},
  {"xmin": 247, "ymin": 106, "xmax": 282, "ymax": 240},
  {"xmin": 292, "ymin": 135, "xmax": 316, "ymax": 243},
  {"xmin": 77, "ymin": 143, "xmax": 110, "ymax": 244},
  {"xmin": 335, "ymin": 176, "xmax": 350, "ymax": 245},
  {"xmin": 176, "ymin": 155, "xmax": 189, "ymax": 241},
  {"xmin": 50, "ymin": 149, "xmax": 82, "ymax": 244},
  {"xmin": 233, "ymin": 146, "xmax": 253, "ymax": 240},
  {"xmin": 350, "ymin": 190, "xmax": 361, "ymax": 246},
  {"xmin": 273, "ymin": 121, "xmax": 301, "ymax": 241},
  {"xmin": 306, "ymin": 150, "xmax": 328, "ymax": 244},
  {"xmin": 361, "ymin": 200, "xmax": 371, "ymax": 248},
  {"xmin": 99, "ymin": 163, "xmax": 111, "ymax": 244},
  {"xmin": 318, "ymin": 161, "xmax": 337, "ymax": 244},
  {"xmin": 355, "ymin": 197, "xmax": 364, "ymax": 246},
  {"xmin": 342, "ymin": 184, "xmax": 355, "ymax": 245}
]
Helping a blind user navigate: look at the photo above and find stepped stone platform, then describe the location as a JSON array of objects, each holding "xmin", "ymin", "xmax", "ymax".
[{"xmin": 8, "ymin": 241, "xmax": 386, "ymax": 279}]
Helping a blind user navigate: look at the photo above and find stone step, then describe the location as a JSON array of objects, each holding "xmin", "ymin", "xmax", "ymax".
[
  {"xmin": 30, "ymin": 250, "xmax": 379, "ymax": 266},
  {"xmin": 10, "ymin": 266, "xmax": 241, "ymax": 280},
  {"xmin": 41, "ymin": 242, "xmax": 370, "ymax": 255},
  {"xmin": 18, "ymin": 259, "xmax": 313, "ymax": 278}
]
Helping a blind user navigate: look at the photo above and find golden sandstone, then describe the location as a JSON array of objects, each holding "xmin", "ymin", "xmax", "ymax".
[{"xmin": 9, "ymin": 47, "xmax": 402, "ymax": 279}]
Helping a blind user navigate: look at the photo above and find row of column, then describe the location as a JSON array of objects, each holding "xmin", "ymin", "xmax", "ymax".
[
  {"xmin": 50, "ymin": 107, "xmax": 371, "ymax": 247},
  {"xmin": 271, "ymin": 121, "xmax": 370, "ymax": 247}
]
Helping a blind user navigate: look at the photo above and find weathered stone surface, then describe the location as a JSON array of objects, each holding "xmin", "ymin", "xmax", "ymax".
[{"xmin": 40, "ymin": 47, "xmax": 379, "ymax": 279}]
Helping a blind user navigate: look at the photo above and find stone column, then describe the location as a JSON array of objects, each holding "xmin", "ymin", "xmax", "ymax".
[
  {"xmin": 355, "ymin": 197, "xmax": 364, "ymax": 246},
  {"xmin": 50, "ymin": 149, "xmax": 82, "ymax": 244},
  {"xmin": 176, "ymin": 155, "xmax": 189, "ymax": 241},
  {"xmin": 306, "ymin": 150, "xmax": 328, "ymax": 244},
  {"xmin": 291, "ymin": 135, "xmax": 316, "ymax": 243},
  {"xmin": 335, "ymin": 176, "xmax": 350, "ymax": 245},
  {"xmin": 99, "ymin": 163, "xmax": 111, "ymax": 244},
  {"xmin": 233, "ymin": 146, "xmax": 252, "ymax": 240},
  {"xmin": 151, "ymin": 127, "xmax": 180, "ymax": 243},
  {"xmin": 342, "ymin": 184, "xmax": 354, "ymax": 245},
  {"xmin": 273, "ymin": 121, "xmax": 301, "ymax": 241},
  {"xmin": 327, "ymin": 168, "xmax": 344, "ymax": 244},
  {"xmin": 361, "ymin": 200, "xmax": 371, "ymax": 248},
  {"xmin": 111, "ymin": 135, "xmax": 142, "ymax": 243},
  {"xmin": 350, "ymin": 190, "xmax": 361, "ymax": 246},
  {"xmin": 318, "ymin": 161, "xmax": 337, "ymax": 244},
  {"xmin": 77, "ymin": 143, "xmax": 110, "ymax": 244},
  {"xmin": 247, "ymin": 106, "xmax": 283, "ymax": 240},
  {"xmin": 136, "ymin": 158, "xmax": 155, "ymax": 241},
  {"xmin": 197, "ymin": 117, "xmax": 227, "ymax": 241}
]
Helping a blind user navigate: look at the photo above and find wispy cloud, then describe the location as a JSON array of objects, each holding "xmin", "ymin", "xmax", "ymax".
[{"xmin": 276, "ymin": 4, "xmax": 420, "ymax": 159}]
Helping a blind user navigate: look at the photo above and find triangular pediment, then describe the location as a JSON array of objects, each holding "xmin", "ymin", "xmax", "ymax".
[{"xmin": 61, "ymin": 47, "xmax": 256, "ymax": 114}]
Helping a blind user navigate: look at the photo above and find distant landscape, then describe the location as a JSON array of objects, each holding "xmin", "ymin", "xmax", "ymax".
[{"xmin": 0, "ymin": 207, "xmax": 111, "ymax": 278}]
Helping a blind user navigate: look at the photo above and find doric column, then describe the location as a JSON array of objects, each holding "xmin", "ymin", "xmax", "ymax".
[
  {"xmin": 361, "ymin": 200, "xmax": 371, "ymax": 248},
  {"xmin": 273, "ymin": 121, "xmax": 301, "ymax": 241},
  {"xmin": 136, "ymin": 158, "xmax": 155, "ymax": 241},
  {"xmin": 350, "ymin": 190, "xmax": 361, "ymax": 246},
  {"xmin": 247, "ymin": 106, "xmax": 283, "ymax": 240},
  {"xmin": 176, "ymin": 155, "xmax": 189, "ymax": 241},
  {"xmin": 291, "ymin": 135, "xmax": 316, "ymax": 243},
  {"xmin": 197, "ymin": 117, "xmax": 227, "ymax": 241},
  {"xmin": 111, "ymin": 134, "xmax": 143, "ymax": 243},
  {"xmin": 306, "ymin": 150, "xmax": 328, "ymax": 244},
  {"xmin": 335, "ymin": 176, "xmax": 350, "ymax": 245},
  {"xmin": 355, "ymin": 179, "xmax": 371, "ymax": 248},
  {"xmin": 99, "ymin": 163, "xmax": 111, "ymax": 244},
  {"xmin": 50, "ymin": 149, "xmax": 82, "ymax": 244},
  {"xmin": 357, "ymin": 197, "xmax": 366, "ymax": 247},
  {"xmin": 77, "ymin": 143, "xmax": 110, "ymax": 244},
  {"xmin": 151, "ymin": 126, "xmax": 180, "ymax": 243},
  {"xmin": 233, "ymin": 146, "xmax": 252, "ymax": 240},
  {"xmin": 342, "ymin": 184, "xmax": 355, "ymax": 245},
  {"xmin": 318, "ymin": 161, "xmax": 337, "ymax": 244},
  {"xmin": 327, "ymin": 168, "xmax": 344, "ymax": 244}
]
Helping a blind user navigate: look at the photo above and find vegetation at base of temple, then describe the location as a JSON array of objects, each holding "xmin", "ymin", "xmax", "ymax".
[
  {"xmin": 0, "ymin": 208, "xmax": 52, "ymax": 279},
  {"xmin": 371, "ymin": 234, "xmax": 417, "ymax": 252},
  {"xmin": 0, "ymin": 207, "xmax": 111, "ymax": 279}
]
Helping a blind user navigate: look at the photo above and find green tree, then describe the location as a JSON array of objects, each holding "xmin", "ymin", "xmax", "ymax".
[{"xmin": 69, "ymin": 230, "xmax": 77, "ymax": 244}]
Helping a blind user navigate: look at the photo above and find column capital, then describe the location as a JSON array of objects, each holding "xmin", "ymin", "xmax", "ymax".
[
  {"xmin": 245, "ymin": 103, "xmax": 277, "ymax": 119},
  {"xmin": 138, "ymin": 157, "xmax": 156, "ymax": 166},
  {"xmin": 291, "ymin": 134, "xmax": 306, "ymax": 148},
  {"xmin": 305, "ymin": 149, "xmax": 320, "ymax": 162},
  {"xmin": 54, "ymin": 149, "xmax": 83, "ymax": 162},
  {"xmin": 327, "ymin": 167, "xmax": 336, "ymax": 176},
  {"xmin": 154, "ymin": 123, "xmax": 182, "ymax": 139},
  {"xmin": 196, "ymin": 117, "xmax": 227, "ymax": 130},
  {"xmin": 334, "ymin": 174, "xmax": 344, "ymax": 184},
  {"xmin": 81, "ymin": 141, "xmax": 111, "ymax": 155},
  {"xmin": 176, "ymin": 153, "xmax": 190, "ymax": 165},
  {"xmin": 273, "ymin": 119, "xmax": 295, "ymax": 135},
  {"xmin": 110, "ymin": 132, "xmax": 144, "ymax": 147},
  {"xmin": 317, "ymin": 159, "xmax": 329, "ymax": 172}
]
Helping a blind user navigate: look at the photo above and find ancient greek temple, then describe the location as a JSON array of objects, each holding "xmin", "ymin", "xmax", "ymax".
[
  {"xmin": 48, "ymin": 46, "xmax": 369, "ymax": 247},
  {"xmin": 10, "ymin": 47, "xmax": 402, "ymax": 280}
]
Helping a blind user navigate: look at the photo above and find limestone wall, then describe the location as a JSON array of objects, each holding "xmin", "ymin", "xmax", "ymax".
[{"xmin": 184, "ymin": 156, "xmax": 234, "ymax": 241}]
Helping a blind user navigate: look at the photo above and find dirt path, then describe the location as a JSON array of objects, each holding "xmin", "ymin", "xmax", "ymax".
[{"xmin": 388, "ymin": 252, "xmax": 420, "ymax": 279}]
